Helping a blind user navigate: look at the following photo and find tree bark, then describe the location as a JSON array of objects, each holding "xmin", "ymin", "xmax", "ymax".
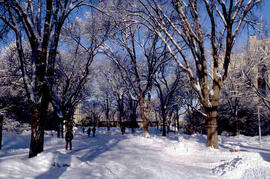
[
  {"xmin": 176, "ymin": 111, "xmax": 180, "ymax": 134},
  {"xmin": 161, "ymin": 107, "xmax": 166, "ymax": 136},
  {"xmin": 106, "ymin": 112, "xmax": 110, "ymax": 132},
  {"xmin": 106, "ymin": 99, "xmax": 110, "ymax": 131},
  {"xmin": 139, "ymin": 97, "xmax": 149, "ymax": 137},
  {"xmin": 0, "ymin": 115, "xmax": 3, "ymax": 150},
  {"xmin": 29, "ymin": 104, "xmax": 44, "ymax": 158},
  {"xmin": 206, "ymin": 108, "xmax": 219, "ymax": 149}
]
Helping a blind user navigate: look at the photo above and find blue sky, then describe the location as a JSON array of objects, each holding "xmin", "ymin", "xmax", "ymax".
[
  {"xmin": 0, "ymin": 1, "xmax": 269, "ymax": 51},
  {"xmin": 261, "ymin": 0, "xmax": 270, "ymax": 27},
  {"xmin": 232, "ymin": 0, "xmax": 270, "ymax": 48}
]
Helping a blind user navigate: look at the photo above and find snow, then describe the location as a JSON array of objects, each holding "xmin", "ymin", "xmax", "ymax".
[{"xmin": 0, "ymin": 128, "xmax": 270, "ymax": 179}]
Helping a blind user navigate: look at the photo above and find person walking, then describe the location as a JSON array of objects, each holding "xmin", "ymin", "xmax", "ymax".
[
  {"xmin": 121, "ymin": 125, "xmax": 126, "ymax": 135},
  {"xmin": 65, "ymin": 130, "xmax": 73, "ymax": 150},
  {"xmin": 92, "ymin": 127, "xmax": 96, "ymax": 137},
  {"xmin": 82, "ymin": 127, "xmax": 85, "ymax": 133},
  {"xmin": 87, "ymin": 127, "xmax": 91, "ymax": 137}
]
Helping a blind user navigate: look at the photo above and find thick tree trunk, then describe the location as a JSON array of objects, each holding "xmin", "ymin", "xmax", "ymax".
[
  {"xmin": 0, "ymin": 114, "xmax": 3, "ymax": 150},
  {"xmin": 29, "ymin": 88, "xmax": 49, "ymax": 158},
  {"xmin": 206, "ymin": 108, "xmax": 219, "ymax": 149},
  {"xmin": 141, "ymin": 109, "xmax": 149, "ymax": 137},
  {"xmin": 29, "ymin": 45, "xmax": 50, "ymax": 158},
  {"xmin": 139, "ymin": 97, "xmax": 149, "ymax": 137},
  {"xmin": 29, "ymin": 104, "xmax": 44, "ymax": 158}
]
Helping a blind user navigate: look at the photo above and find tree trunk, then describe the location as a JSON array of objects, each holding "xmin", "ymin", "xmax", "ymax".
[
  {"xmin": 131, "ymin": 113, "xmax": 135, "ymax": 134},
  {"xmin": 29, "ymin": 88, "xmax": 49, "ymax": 158},
  {"xmin": 57, "ymin": 117, "xmax": 64, "ymax": 138},
  {"xmin": 61, "ymin": 119, "xmax": 64, "ymax": 138},
  {"xmin": 139, "ymin": 97, "xmax": 149, "ymax": 137},
  {"xmin": 29, "ymin": 46, "xmax": 50, "ymax": 158},
  {"xmin": 167, "ymin": 123, "xmax": 170, "ymax": 134},
  {"xmin": 106, "ymin": 111, "xmax": 110, "ymax": 131},
  {"xmin": 176, "ymin": 111, "xmax": 180, "ymax": 134},
  {"xmin": 118, "ymin": 98, "xmax": 125, "ymax": 128},
  {"xmin": 162, "ymin": 108, "xmax": 166, "ymax": 136},
  {"xmin": 234, "ymin": 99, "xmax": 240, "ymax": 136},
  {"xmin": 206, "ymin": 108, "xmax": 219, "ymax": 149},
  {"xmin": 234, "ymin": 116, "xmax": 240, "ymax": 136},
  {"xmin": 29, "ymin": 104, "xmax": 45, "ymax": 158},
  {"xmin": 0, "ymin": 114, "xmax": 3, "ymax": 150}
]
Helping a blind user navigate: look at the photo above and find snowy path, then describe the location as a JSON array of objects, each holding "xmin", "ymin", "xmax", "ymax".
[{"xmin": 0, "ymin": 128, "xmax": 270, "ymax": 179}]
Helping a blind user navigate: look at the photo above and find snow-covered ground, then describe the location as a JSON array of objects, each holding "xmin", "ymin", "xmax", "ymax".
[{"xmin": 0, "ymin": 127, "xmax": 269, "ymax": 179}]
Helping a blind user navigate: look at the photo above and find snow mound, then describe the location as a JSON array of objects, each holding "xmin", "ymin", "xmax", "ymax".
[
  {"xmin": 216, "ymin": 152, "xmax": 270, "ymax": 179},
  {"xmin": 241, "ymin": 167, "xmax": 270, "ymax": 179},
  {"xmin": 212, "ymin": 157, "xmax": 243, "ymax": 175},
  {"xmin": 164, "ymin": 142, "xmax": 192, "ymax": 154},
  {"xmin": 164, "ymin": 136, "xmax": 205, "ymax": 155}
]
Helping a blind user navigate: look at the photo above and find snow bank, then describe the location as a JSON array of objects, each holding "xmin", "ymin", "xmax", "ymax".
[
  {"xmin": 212, "ymin": 156, "xmax": 243, "ymax": 175},
  {"xmin": 220, "ymin": 152, "xmax": 270, "ymax": 179},
  {"xmin": 163, "ymin": 134, "xmax": 209, "ymax": 155},
  {"xmin": 0, "ymin": 128, "xmax": 270, "ymax": 179}
]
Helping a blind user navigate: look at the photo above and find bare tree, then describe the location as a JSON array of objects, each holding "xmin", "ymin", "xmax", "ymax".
[
  {"xmin": 105, "ymin": 27, "xmax": 169, "ymax": 137},
  {"xmin": 134, "ymin": 0, "xmax": 262, "ymax": 148},
  {"xmin": 0, "ymin": 0, "xmax": 97, "ymax": 157},
  {"xmin": 100, "ymin": 60, "xmax": 128, "ymax": 128},
  {"xmin": 154, "ymin": 63, "xmax": 183, "ymax": 136},
  {"xmin": 243, "ymin": 36, "xmax": 270, "ymax": 109},
  {"xmin": 50, "ymin": 12, "xmax": 110, "ymax": 137}
]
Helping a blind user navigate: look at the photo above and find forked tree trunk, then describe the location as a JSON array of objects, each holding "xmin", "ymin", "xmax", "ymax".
[{"xmin": 206, "ymin": 108, "xmax": 219, "ymax": 149}]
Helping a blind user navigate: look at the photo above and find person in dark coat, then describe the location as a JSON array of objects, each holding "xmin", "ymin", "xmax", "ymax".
[
  {"xmin": 92, "ymin": 127, "xmax": 96, "ymax": 137},
  {"xmin": 121, "ymin": 125, "xmax": 126, "ymax": 135},
  {"xmin": 65, "ymin": 130, "xmax": 73, "ymax": 150},
  {"xmin": 87, "ymin": 127, "xmax": 91, "ymax": 137},
  {"xmin": 82, "ymin": 127, "xmax": 85, "ymax": 133}
]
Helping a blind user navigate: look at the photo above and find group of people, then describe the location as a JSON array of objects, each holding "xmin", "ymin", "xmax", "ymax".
[
  {"xmin": 82, "ymin": 127, "xmax": 96, "ymax": 137},
  {"xmin": 65, "ymin": 126, "xmax": 97, "ymax": 151}
]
